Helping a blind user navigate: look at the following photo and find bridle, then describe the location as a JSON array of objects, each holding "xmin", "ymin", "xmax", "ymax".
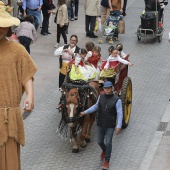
[{"xmin": 60, "ymin": 82, "xmax": 98, "ymax": 127}]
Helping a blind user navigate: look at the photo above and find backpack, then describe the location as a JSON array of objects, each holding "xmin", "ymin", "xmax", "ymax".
[{"xmin": 101, "ymin": 0, "xmax": 109, "ymax": 8}]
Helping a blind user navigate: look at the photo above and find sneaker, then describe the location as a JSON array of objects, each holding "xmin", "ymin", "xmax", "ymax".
[
  {"xmin": 100, "ymin": 151, "xmax": 106, "ymax": 160},
  {"xmin": 74, "ymin": 16, "xmax": 78, "ymax": 20},
  {"xmin": 54, "ymin": 43, "xmax": 59, "ymax": 48},
  {"xmin": 102, "ymin": 161, "xmax": 109, "ymax": 170},
  {"xmin": 70, "ymin": 18, "xmax": 74, "ymax": 21}
]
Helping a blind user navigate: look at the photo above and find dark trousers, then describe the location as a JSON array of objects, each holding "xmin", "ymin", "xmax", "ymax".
[
  {"xmin": 85, "ymin": 15, "xmax": 96, "ymax": 34},
  {"xmin": 41, "ymin": 14, "xmax": 50, "ymax": 33},
  {"xmin": 159, "ymin": 8, "xmax": 164, "ymax": 22},
  {"xmin": 57, "ymin": 24, "xmax": 67, "ymax": 44},
  {"xmin": 59, "ymin": 72, "xmax": 66, "ymax": 88},
  {"xmin": 71, "ymin": 0, "xmax": 79, "ymax": 18},
  {"xmin": 97, "ymin": 126, "xmax": 115, "ymax": 162},
  {"xmin": 18, "ymin": 36, "xmax": 32, "ymax": 54},
  {"xmin": 123, "ymin": 0, "xmax": 127, "ymax": 13}
]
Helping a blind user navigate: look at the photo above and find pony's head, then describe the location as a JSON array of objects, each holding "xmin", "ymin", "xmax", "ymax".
[{"xmin": 66, "ymin": 88, "xmax": 79, "ymax": 127}]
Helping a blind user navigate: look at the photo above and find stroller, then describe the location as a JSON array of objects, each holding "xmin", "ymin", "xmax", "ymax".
[{"xmin": 101, "ymin": 11, "xmax": 123, "ymax": 45}]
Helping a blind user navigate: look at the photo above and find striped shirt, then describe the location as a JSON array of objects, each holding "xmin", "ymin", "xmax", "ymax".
[{"xmin": 22, "ymin": 0, "xmax": 43, "ymax": 10}]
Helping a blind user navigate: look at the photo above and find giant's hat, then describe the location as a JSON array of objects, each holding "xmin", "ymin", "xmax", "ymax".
[{"xmin": 0, "ymin": 1, "xmax": 20, "ymax": 27}]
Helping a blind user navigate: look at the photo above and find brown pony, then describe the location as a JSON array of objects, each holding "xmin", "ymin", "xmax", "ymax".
[{"xmin": 60, "ymin": 81, "xmax": 99, "ymax": 153}]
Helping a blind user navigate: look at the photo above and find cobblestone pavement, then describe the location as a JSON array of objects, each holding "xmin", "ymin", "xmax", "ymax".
[{"xmin": 21, "ymin": 0, "xmax": 170, "ymax": 170}]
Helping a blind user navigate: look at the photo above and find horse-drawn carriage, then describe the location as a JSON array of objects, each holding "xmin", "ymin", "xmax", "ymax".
[{"xmin": 56, "ymin": 56, "xmax": 132, "ymax": 153}]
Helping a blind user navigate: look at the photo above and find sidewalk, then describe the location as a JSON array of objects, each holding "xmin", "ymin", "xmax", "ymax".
[{"xmin": 139, "ymin": 103, "xmax": 170, "ymax": 170}]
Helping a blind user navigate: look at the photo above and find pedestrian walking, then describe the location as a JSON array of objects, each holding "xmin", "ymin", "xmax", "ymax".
[
  {"xmin": 41, "ymin": 0, "xmax": 54, "ymax": 35},
  {"xmin": 54, "ymin": 0, "xmax": 68, "ymax": 48},
  {"xmin": 0, "ymin": 2, "xmax": 37, "ymax": 170},
  {"xmin": 15, "ymin": 15, "xmax": 37, "ymax": 54},
  {"xmin": 80, "ymin": 81, "xmax": 123, "ymax": 170},
  {"xmin": 84, "ymin": 0, "xmax": 100, "ymax": 38},
  {"xmin": 70, "ymin": 0, "xmax": 79, "ymax": 21},
  {"xmin": 22, "ymin": 0, "xmax": 43, "ymax": 30}
]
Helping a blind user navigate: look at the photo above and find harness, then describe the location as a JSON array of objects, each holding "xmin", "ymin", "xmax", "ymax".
[{"xmin": 57, "ymin": 81, "xmax": 98, "ymax": 141}]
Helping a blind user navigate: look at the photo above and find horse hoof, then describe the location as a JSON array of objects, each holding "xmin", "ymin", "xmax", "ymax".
[
  {"xmin": 72, "ymin": 148, "xmax": 79, "ymax": 153},
  {"xmin": 80, "ymin": 143, "xmax": 87, "ymax": 148},
  {"xmin": 85, "ymin": 138, "xmax": 90, "ymax": 143}
]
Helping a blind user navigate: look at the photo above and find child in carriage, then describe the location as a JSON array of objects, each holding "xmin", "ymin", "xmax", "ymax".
[
  {"xmin": 100, "ymin": 47, "xmax": 133, "ymax": 78},
  {"xmin": 85, "ymin": 45, "xmax": 102, "ymax": 80},
  {"xmin": 68, "ymin": 48, "xmax": 97, "ymax": 81},
  {"xmin": 104, "ymin": 48, "xmax": 133, "ymax": 70},
  {"xmin": 116, "ymin": 43, "xmax": 130, "ymax": 58}
]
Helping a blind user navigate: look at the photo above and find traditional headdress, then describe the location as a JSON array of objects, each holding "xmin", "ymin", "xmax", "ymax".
[{"xmin": 0, "ymin": 1, "xmax": 20, "ymax": 27}]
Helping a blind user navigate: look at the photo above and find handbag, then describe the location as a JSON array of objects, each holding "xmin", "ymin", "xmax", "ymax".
[{"xmin": 118, "ymin": 20, "xmax": 125, "ymax": 34}]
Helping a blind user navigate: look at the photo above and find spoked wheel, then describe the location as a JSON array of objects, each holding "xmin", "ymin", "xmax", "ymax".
[{"xmin": 120, "ymin": 77, "xmax": 132, "ymax": 129}]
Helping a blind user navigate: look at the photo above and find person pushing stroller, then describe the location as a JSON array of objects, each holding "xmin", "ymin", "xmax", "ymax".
[{"xmin": 99, "ymin": 0, "xmax": 124, "ymax": 45}]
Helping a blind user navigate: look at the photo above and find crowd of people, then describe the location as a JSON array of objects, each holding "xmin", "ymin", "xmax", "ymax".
[{"xmin": 12, "ymin": 0, "xmax": 129, "ymax": 52}]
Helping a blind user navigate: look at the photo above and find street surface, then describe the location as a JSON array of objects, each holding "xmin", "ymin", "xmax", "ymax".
[{"xmin": 21, "ymin": 0, "xmax": 170, "ymax": 169}]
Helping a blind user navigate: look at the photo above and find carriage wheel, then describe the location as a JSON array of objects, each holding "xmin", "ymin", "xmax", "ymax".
[{"xmin": 120, "ymin": 77, "xmax": 132, "ymax": 129}]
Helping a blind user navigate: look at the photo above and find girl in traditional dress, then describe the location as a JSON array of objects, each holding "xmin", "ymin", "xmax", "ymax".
[
  {"xmin": 69, "ymin": 48, "xmax": 96, "ymax": 80},
  {"xmin": 104, "ymin": 48, "xmax": 133, "ymax": 70},
  {"xmin": 116, "ymin": 43, "xmax": 130, "ymax": 58},
  {"xmin": 85, "ymin": 45, "xmax": 102, "ymax": 80}
]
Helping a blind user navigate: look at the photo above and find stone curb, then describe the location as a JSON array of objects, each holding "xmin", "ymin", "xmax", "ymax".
[{"xmin": 139, "ymin": 102, "xmax": 170, "ymax": 170}]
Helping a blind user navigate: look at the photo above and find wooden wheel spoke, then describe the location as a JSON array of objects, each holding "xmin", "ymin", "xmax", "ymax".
[{"xmin": 120, "ymin": 77, "xmax": 132, "ymax": 129}]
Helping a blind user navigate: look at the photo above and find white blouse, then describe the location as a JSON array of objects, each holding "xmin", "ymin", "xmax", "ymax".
[{"xmin": 104, "ymin": 55, "xmax": 129, "ymax": 69}]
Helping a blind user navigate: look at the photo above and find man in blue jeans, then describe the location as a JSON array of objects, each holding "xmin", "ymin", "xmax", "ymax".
[
  {"xmin": 80, "ymin": 81, "xmax": 123, "ymax": 170},
  {"xmin": 22, "ymin": 0, "xmax": 43, "ymax": 30}
]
